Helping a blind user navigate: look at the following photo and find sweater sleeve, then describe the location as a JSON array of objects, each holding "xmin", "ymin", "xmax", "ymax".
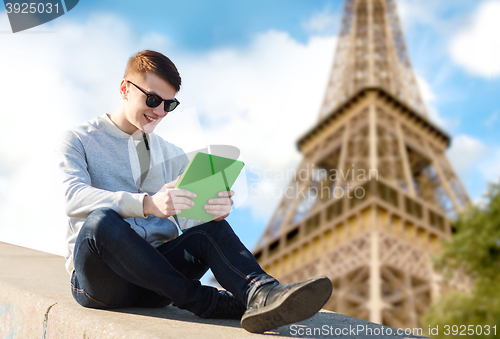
[{"xmin": 58, "ymin": 131, "xmax": 147, "ymax": 219}]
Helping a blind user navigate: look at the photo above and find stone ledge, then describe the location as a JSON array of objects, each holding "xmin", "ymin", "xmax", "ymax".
[{"xmin": 0, "ymin": 242, "xmax": 429, "ymax": 338}]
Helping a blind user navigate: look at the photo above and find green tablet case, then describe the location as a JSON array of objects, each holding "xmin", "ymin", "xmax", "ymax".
[{"xmin": 174, "ymin": 152, "xmax": 245, "ymax": 222}]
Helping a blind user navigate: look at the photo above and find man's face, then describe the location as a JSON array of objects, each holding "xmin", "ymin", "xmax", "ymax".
[{"xmin": 121, "ymin": 72, "xmax": 177, "ymax": 134}]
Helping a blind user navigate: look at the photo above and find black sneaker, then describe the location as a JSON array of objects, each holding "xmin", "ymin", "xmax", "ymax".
[
  {"xmin": 205, "ymin": 290, "xmax": 246, "ymax": 320},
  {"xmin": 241, "ymin": 276, "xmax": 332, "ymax": 333}
]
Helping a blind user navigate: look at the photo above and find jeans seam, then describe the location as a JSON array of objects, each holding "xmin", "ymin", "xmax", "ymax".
[
  {"xmin": 83, "ymin": 230, "xmax": 191, "ymax": 283},
  {"xmin": 198, "ymin": 288, "xmax": 218, "ymax": 318},
  {"xmin": 70, "ymin": 283, "xmax": 85, "ymax": 293},
  {"xmin": 133, "ymin": 221, "xmax": 148, "ymax": 239},
  {"xmin": 163, "ymin": 229, "xmax": 248, "ymax": 280},
  {"xmin": 71, "ymin": 280, "xmax": 120, "ymax": 308},
  {"xmin": 185, "ymin": 229, "xmax": 278, "ymax": 307}
]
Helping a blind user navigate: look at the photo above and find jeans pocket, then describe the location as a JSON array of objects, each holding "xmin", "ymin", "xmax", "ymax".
[{"xmin": 70, "ymin": 271, "xmax": 112, "ymax": 309}]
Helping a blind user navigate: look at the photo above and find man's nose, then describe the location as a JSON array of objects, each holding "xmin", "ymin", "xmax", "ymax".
[{"xmin": 152, "ymin": 103, "xmax": 167, "ymax": 117}]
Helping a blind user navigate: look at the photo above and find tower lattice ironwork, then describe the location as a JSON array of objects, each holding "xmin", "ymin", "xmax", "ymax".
[{"xmin": 252, "ymin": 0, "xmax": 470, "ymax": 328}]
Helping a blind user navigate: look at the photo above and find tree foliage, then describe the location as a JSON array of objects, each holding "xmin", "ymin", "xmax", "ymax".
[{"xmin": 422, "ymin": 183, "xmax": 500, "ymax": 338}]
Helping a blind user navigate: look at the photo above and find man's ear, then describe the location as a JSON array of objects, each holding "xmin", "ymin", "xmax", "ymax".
[{"xmin": 119, "ymin": 79, "xmax": 128, "ymax": 99}]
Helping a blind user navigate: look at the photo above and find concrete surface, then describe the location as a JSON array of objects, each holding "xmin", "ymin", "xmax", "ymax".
[{"xmin": 0, "ymin": 242, "xmax": 430, "ymax": 338}]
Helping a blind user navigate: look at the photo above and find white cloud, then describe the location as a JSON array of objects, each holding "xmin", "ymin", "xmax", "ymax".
[
  {"xmin": 445, "ymin": 135, "xmax": 500, "ymax": 205},
  {"xmin": 302, "ymin": 8, "xmax": 339, "ymax": 35},
  {"xmin": 416, "ymin": 73, "xmax": 436, "ymax": 104},
  {"xmin": 484, "ymin": 111, "xmax": 499, "ymax": 127},
  {"xmin": 397, "ymin": 0, "xmax": 479, "ymax": 37},
  {"xmin": 446, "ymin": 135, "xmax": 488, "ymax": 176},
  {"xmin": 415, "ymin": 73, "xmax": 459, "ymax": 130},
  {"xmin": 0, "ymin": 13, "xmax": 337, "ymax": 253},
  {"xmin": 397, "ymin": 0, "xmax": 442, "ymax": 31},
  {"xmin": 0, "ymin": 13, "xmax": 144, "ymax": 255},
  {"xmin": 449, "ymin": 0, "xmax": 500, "ymax": 78},
  {"xmin": 478, "ymin": 149, "xmax": 500, "ymax": 183}
]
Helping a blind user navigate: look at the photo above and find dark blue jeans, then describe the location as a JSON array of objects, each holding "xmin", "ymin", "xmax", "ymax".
[{"xmin": 71, "ymin": 208, "xmax": 277, "ymax": 318}]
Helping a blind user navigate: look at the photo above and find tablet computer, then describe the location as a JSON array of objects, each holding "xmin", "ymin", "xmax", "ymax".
[{"xmin": 174, "ymin": 152, "xmax": 245, "ymax": 222}]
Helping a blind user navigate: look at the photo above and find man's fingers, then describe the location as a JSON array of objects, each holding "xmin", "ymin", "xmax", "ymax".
[
  {"xmin": 213, "ymin": 213, "xmax": 229, "ymax": 221},
  {"xmin": 171, "ymin": 188, "xmax": 197, "ymax": 199},
  {"xmin": 204, "ymin": 204, "xmax": 231, "ymax": 214},
  {"xmin": 168, "ymin": 203, "xmax": 194, "ymax": 212},
  {"xmin": 217, "ymin": 190, "xmax": 235, "ymax": 198},
  {"xmin": 206, "ymin": 209, "xmax": 229, "ymax": 217},
  {"xmin": 165, "ymin": 175, "xmax": 181, "ymax": 189},
  {"xmin": 171, "ymin": 196, "xmax": 195, "ymax": 207},
  {"xmin": 207, "ymin": 197, "xmax": 232, "ymax": 205}
]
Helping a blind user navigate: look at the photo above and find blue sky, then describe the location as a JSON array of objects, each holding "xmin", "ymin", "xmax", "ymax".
[
  {"xmin": 0, "ymin": 1, "xmax": 499, "ymax": 283},
  {"xmin": 73, "ymin": 0, "xmax": 343, "ymax": 49}
]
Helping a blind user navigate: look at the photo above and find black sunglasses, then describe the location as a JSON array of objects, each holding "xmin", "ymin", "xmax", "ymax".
[{"xmin": 127, "ymin": 81, "xmax": 180, "ymax": 112}]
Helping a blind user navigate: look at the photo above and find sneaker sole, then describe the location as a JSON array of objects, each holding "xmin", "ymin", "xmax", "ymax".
[{"xmin": 241, "ymin": 276, "xmax": 332, "ymax": 333}]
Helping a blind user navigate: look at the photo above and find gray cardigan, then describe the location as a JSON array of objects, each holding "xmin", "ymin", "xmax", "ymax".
[{"xmin": 58, "ymin": 114, "xmax": 202, "ymax": 274}]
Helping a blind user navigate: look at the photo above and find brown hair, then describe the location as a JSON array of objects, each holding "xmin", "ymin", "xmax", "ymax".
[{"xmin": 124, "ymin": 50, "xmax": 181, "ymax": 92}]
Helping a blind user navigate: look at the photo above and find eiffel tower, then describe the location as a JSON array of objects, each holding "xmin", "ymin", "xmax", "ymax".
[{"xmin": 252, "ymin": 0, "xmax": 470, "ymax": 328}]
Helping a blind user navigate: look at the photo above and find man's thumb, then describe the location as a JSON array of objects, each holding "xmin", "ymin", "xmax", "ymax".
[{"xmin": 166, "ymin": 175, "xmax": 181, "ymax": 188}]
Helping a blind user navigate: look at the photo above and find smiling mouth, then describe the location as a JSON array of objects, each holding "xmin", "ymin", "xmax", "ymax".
[{"xmin": 144, "ymin": 114, "xmax": 158, "ymax": 122}]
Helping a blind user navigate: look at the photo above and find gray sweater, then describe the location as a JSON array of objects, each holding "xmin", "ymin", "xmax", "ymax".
[{"xmin": 58, "ymin": 114, "xmax": 202, "ymax": 274}]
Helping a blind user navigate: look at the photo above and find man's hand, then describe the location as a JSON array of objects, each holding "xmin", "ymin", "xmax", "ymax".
[
  {"xmin": 143, "ymin": 176, "xmax": 196, "ymax": 218},
  {"xmin": 204, "ymin": 190, "xmax": 234, "ymax": 221}
]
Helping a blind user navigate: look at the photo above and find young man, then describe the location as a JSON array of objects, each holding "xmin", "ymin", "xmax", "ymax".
[{"xmin": 58, "ymin": 50, "xmax": 332, "ymax": 333}]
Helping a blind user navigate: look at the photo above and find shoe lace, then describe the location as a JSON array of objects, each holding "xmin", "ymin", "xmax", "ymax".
[{"xmin": 209, "ymin": 290, "xmax": 246, "ymax": 319}]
